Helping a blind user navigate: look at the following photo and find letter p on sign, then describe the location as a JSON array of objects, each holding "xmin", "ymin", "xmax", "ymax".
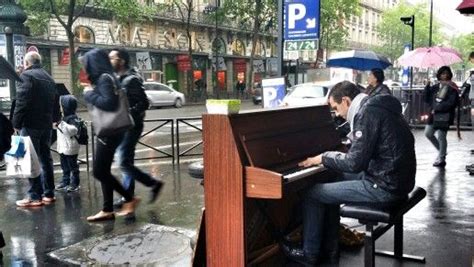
[{"xmin": 288, "ymin": 4, "xmax": 306, "ymax": 29}]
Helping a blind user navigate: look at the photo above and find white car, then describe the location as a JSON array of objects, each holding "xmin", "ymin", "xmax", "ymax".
[
  {"xmin": 144, "ymin": 82, "xmax": 186, "ymax": 108},
  {"xmin": 282, "ymin": 81, "xmax": 335, "ymax": 106}
]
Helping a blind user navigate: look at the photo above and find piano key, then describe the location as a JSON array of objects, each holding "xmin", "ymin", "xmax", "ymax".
[{"xmin": 283, "ymin": 165, "xmax": 325, "ymax": 183}]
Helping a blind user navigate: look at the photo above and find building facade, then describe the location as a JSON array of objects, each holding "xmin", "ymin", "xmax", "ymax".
[
  {"xmin": 347, "ymin": 0, "xmax": 399, "ymax": 49},
  {"xmin": 26, "ymin": 3, "xmax": 278, "ymax": 99}
]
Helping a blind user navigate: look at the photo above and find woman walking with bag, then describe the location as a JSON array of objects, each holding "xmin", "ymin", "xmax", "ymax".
[
  {"xmin": 423, "ymin": 66, "xmax": 459, "ymax": 168},
  {"xmin": 83, "ymin": 49, "xmax": 140, "ymax": 221}
]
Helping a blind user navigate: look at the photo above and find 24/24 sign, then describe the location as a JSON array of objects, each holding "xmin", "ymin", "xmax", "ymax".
[
  {"xmin": 285, "ymin": 39, "xmax": 318, "ymax": 51},
  {"xmin": 284, "ymin": 0, "xmax": 320, "ymax": 40}
]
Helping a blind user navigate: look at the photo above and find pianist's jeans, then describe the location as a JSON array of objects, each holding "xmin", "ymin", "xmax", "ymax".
[{"xmin": 303, "ymin": 172, "xmax": 405, "ymax": 258}]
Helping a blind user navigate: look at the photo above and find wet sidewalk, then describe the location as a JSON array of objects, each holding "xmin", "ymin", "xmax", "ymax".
[{"xmin": 0, "ymin": 129, "xmax": 473, "ymax": 266}]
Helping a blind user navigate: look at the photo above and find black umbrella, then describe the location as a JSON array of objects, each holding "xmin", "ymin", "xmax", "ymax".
[{"xmin": 0, "ymin": 56, "xmax": 21, "ymax": 82}]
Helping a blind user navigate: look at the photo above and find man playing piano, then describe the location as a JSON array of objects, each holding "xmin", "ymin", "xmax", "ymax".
[{"xmin": 282, "ymin": 81, "xmax": 416, "ymax": 266}]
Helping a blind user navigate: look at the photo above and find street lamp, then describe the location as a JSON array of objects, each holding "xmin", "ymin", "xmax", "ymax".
[
  {"xmin": 429, "ymin": 0, "xmax": 433, "ymax": 47},
  {"xmin": 400, "ymin": 15, "xmax": 415, "ymax": 90}
]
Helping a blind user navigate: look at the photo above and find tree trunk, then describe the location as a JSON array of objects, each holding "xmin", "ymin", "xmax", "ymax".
[
  {"xmin": 248, "ymin": 0, "xmax": 262, "ymax": 92},
  {"xmin": 66, "ymin": 30, "xmax": 78, "ymax": 95},
  {"xmin": 186, "ymin": 11, "xmax": 194, "ymax": 99}
]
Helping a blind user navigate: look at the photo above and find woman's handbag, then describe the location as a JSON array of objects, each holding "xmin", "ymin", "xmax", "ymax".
[
  {"xmin": 432, "ymin": 112, "xmax": 450, "ymax": 129},
  {"xmin": 89, "ymin": 74, "xmax": 135, "ymax": 137}
]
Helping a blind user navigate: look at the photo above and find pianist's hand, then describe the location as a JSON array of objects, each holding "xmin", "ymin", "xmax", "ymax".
[{"xmin": 299, "ymin": 155, "xmax": 322, "ymax": 167}]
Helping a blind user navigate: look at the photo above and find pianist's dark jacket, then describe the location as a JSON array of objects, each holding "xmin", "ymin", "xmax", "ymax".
[{"xmin": 322, "ymin": 94, "xmax": 415, "ymax": 196}]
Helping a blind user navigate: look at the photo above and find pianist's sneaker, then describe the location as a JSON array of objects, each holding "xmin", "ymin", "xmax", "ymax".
[{"xmin": 280, "ymin": 240, "xmax": 319, "ymax": 266}]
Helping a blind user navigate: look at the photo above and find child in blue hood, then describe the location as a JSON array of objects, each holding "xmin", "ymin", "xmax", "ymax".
[{"xmin": 56, "ymin": 94, "xmax": 81, "ymax": 192}]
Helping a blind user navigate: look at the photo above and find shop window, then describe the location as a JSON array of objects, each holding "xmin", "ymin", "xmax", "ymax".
[
  {"xmin": 74, "ymin": 26, "xmax": 95, "ymax": 44},
  {"xmin": 232, "ymin": 39, "xmax": 246, "ymax": 56}
]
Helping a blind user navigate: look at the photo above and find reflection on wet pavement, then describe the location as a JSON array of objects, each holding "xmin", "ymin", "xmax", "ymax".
[{"xmin": 0, "ymin": 129, "xmax": 472, "ymax": 266}]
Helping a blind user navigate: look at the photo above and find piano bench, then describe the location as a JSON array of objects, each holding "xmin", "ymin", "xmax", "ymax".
[{"xmin": 340, "ymin": 186, "xmax": 427, "ymax": 267}]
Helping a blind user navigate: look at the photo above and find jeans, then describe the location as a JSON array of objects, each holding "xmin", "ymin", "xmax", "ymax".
[
  {"xmin": 93, "ymin": 133, "xmax": 132, "ymax": 212},
  {"xmin": 20, "ymin": 128, "xmax": 55, "ymax": 200},
  {"xmin": 424, "ymin": 124, "xmax": 447, "ymax": 161},
  {"xmin": 117, "ymin": 121, "xmax": 157, "ymax": 196},
  {"xmin": 303, "ymin": 172, "xmax": 405, "ymax": 257},
  {"xmin": 59, "ymin": 154, "xmax": 79, "ymax": 187}
]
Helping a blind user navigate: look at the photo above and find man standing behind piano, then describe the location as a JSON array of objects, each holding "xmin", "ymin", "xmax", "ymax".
[{"xmin": 282, "ymin": 81, "xmax": 416, "ymax": 265}]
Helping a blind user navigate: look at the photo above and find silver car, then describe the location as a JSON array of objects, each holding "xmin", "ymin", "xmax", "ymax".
[
  {"xmin": 282, "ymin": 81, "xmax": 335, "ymax": 106},
  {"xmin": 144, "ymin": 82, "xmax": 186, "ymax": 108}
]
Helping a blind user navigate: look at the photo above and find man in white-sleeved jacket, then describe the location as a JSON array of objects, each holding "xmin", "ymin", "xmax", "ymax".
[{"xmin": 55, "ymin": 95, "xmax": 81, "ymax": 192}]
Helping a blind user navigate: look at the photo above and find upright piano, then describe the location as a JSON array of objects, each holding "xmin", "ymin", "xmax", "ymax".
[{"xmin": 197, "ymin": 105, "xmax": 342, "ymax": 266}]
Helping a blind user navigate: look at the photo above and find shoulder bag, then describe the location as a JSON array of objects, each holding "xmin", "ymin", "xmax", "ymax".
[
  {"xmin": 89, "ymin": 74, "xmax": 134, "ymax": 137},
  {"xmin": 432, "ymin": 112, "xmax": 450, "ymax": 129}
]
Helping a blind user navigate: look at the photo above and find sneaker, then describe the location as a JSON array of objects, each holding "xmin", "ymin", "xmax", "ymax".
[
  {"xmin": 66, "ymin": 185, "xmax": 80, "ymax": 192},
  {"xmin": 433, "ymin": 160, "xmax": 446, "ymax": 168},
  {"xmin": 113, "ymin": 198, "xmax": 126, "ymax": 209},
  {"xmin": 280, "ymin": 240, "xmax": 319, "ymax": 266},
  {"xmin": 16, "ymin": 198, "xmax": 43, "ymax": 208},
  {"xmin": 149, "ymin": 180, "xmax": 164, "ymax": 204},
  {"xmin": 42, "ymin": 197, "xmax": 56, "ymax": 204},
  {"xmin": 55, "ymin": 183, "xmax": 69, "ymax": 191}
]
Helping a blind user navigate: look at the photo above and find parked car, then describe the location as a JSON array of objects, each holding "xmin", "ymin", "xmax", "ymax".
[
  {"xmin": 144, "ymin": 82, "xmax": 185, "ymax": 108},
  {"xmin": 282, "ymin": 81, "xmax": 335, "ymax": 106}
]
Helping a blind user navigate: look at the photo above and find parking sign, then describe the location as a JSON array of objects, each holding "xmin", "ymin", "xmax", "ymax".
[{"xmin": 284, "ymin": 0, "xmax": 320, "ymax": 40}]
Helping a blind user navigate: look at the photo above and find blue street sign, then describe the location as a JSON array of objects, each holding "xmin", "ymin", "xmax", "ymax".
[
  {"xmin": 401, "ymin": 44, "xmax": 410, "ymax": 87},
  {"xmin": 284, "ymin": 0, "xmax": 320, "ymax": 40}
]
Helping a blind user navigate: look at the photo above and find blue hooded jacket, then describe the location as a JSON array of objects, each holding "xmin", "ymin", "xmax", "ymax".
[
  {"xmin": 60, "ymin": 95, "xmax": 78, "ymax": 124},
  {"xmin": 83, "ymin": 49, "xmax": 120, "ymax": 111}
]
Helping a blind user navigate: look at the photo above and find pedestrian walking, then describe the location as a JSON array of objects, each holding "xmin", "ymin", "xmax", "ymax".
[
  {"xmin": 423, "ymin": 66, "xmax": 459, "ymax": 168},
  {"xmin": 109, "ymin": 48, "xmax": 163, "ymax": 207},
  {"xmin": 13, "ymin": 51, "xmax": 59, "ymax": 208},
  {"xmin": 465, "ymin": 52, "xmax": 474, "ymax": 175},
  {"xmin": 55, "ymin": 95, "xmax": 81, "ymax": 192},
  {"xmin": 82, "ymin": 48, "xmax": 140, "ymax": 221},
  {"xmin": 236, "ymin": 80, "xmax": 245, "ymax": 99}
]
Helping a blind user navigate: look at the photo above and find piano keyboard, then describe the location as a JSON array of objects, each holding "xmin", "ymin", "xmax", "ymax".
[{"xmin": 282, "ymin": 165, "xmax": 325, "ymax": 182}]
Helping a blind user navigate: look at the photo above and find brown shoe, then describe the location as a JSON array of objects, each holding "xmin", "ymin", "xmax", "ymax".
[
  {"xmin": 16, "ymin": 198, "xmax": 43, "ymax": 208},
  {"xmin": 86, "ymin": 211, "xmax": 115, "ymax": 222},
  {"xmin": 42, "ymin": 197, "xmax": 56, "ymax": 204},
  {"xmin": 116, "ymin": 197, "xmax": 141, "ymax": 216}
]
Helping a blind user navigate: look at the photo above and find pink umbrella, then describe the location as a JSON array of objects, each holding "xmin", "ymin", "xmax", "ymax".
[{"xmin": 397, "ymin": 46, "xmax": 463, "ymax": 68}]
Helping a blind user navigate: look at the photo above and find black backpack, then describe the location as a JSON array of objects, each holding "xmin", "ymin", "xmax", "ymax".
[
  {"xmin": 73, "ymin": 118, "xmax": 88, "ymax": 145},
  {"xmin": 0, "ymin": 113, "xmax": 14, "ymax": 157}
]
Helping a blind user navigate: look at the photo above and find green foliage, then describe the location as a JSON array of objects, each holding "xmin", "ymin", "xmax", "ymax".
[
  {"xmin": 220, "ymin": 0, "xmax": 276, "ymax": 33},
  {"xmin": 376, "ymin": 0, "xmax": 443, "ymax": 61},
  {"xmin": 320, "ymin": 0, "xmax": 360, "ymax": 50},
  {"xmin": 450, "ymin": 34, "xmax": 474, "ymax": 67},
  {"xmin": 100, "ymin": 0, "xmax": 155, "ymax": 24}
]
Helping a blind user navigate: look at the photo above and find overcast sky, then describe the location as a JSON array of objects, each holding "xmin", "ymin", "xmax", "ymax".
[{"xmin": 407, "ymin": 0, "xmax": 473, "ymax": 36}]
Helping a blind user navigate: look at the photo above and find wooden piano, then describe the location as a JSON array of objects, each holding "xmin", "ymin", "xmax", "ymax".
[{"xmin": 195, "ymin": 105, "xmax": 342, "ymax": 266}]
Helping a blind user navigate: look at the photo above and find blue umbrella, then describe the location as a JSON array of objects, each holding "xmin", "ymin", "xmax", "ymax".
[{"xmin": 327, "ymin": 50, "xmax": 392, "ymax": 71}]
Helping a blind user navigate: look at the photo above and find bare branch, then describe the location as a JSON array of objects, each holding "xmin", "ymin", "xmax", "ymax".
[
  {"xmin": 48, "ymin": 0, "xmax": 68, "ymax": 30},
  {"xmin": 73, "ymin": 0, "xmax": 91, "ymax": 23}
]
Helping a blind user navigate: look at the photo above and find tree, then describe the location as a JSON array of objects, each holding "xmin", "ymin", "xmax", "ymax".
[
  {"xmin": 375, "ymin": 0, "xmax": 443, "ymax": 61},
  {"xmin": 19, "ymin": 0, "xmax": 153, "ymax": 95},
  {"xmin": 450, "ymin": 34, "xmax": 474, "ymax": 68},
  {"xmin": 155, "ymin": 0, "xmax": 197, "ymax": 97},
  {"xmin": 220, "ymin": 0, "xmax": 276, "ymax": 91},
  {"xmin": 320, "ymin": 0, "xmax": 360, "ymax": 52}
]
